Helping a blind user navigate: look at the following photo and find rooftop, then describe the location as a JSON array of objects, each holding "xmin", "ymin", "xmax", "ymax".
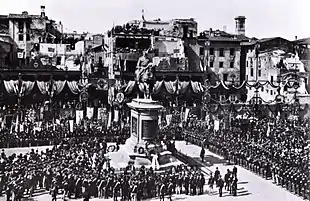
[
  {"xmin": 198, "ymin": 30, "xmax": 250, "ymax": 42},
  {"xmin": 294, "ymin": 37, "xmax": 310, "ymax": 45}
]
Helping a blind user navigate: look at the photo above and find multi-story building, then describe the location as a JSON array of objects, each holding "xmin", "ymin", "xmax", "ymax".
[
  {"xmin": 103, "ymin": 16, "xmax": 205, "ymax": 123},
  {"xmin": 243, "ymin": 37, "xmax": 309, "ymax": 104},
  {"xmin": 0, "ymin": 35, "xmax": 17, "ymax": 68},
  {"xmin": 0, "ymin": 6, "xmax": 63, "ymax": 68},
  {"xmin": 294, "ymin": 37, "xmax": 310, "ymax": 94},
  {"xmin": 198, "ymin": 16, "xmax": 250, "ymax": 103}
]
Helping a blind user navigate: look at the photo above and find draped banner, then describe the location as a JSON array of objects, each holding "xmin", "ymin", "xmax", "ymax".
[
  {"xmin": 107, "ymin": 111, "xmax": 112, "ymax": 128},
  {"xmin": 214, "ymin": 120, "xmax": 220, "ymax": 131},
  {"xmin": 164, "ymin": 81, "xmax": 177, "ymax": 94},
  {"xmin": 76, "ymin": 110, "xmax": 83, "ymax": 125},
  {"xmin": 37, "ymin": 80, "xmax": 66, "ymax": 95},
  {"xmin": 178, "ymin": 81, "xmax": 190, "ymax": 94},
  {"xmin": 67, "ymin": 81, "xmax": 80, "ymax": 94},
  {"xmin": 153, "ymin": 81, "xmax": 164, "ymax": 94},
  {"xmin": 69, "ymin": 120, "xmax": 74, "ymax": 132},
  {"xmin": 86, "ymin": 107, "xmax": 94, "ymax": 119},
  {"xmin": 114, "ymin": 109, "xmax": 119, "ymax": 122},
  {"xmin": 53, "ymin": 80, "xmax": 66, "ymax": 94},
  {"xmin": 37, "ymin": 81, "xmax": 49, "ymax": 95},
  {"xmin": 184, "ymin": 108, "xmax": 190, "ymax": 122},
  {"xmin": 21, "ymin": 81, "xmax": 35, "ymax": 96},
  {"xmin": 4, "ymin": 80, "xmax": 19, "ymax": 94}
]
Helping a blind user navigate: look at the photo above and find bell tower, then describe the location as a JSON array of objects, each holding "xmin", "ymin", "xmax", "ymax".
[{"xmin": 235, "ymin": 16, "xmax": 246, "ymax": 35}]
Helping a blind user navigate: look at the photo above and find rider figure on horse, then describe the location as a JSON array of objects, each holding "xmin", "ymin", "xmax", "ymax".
[{"xmin": 135, "ymin": 49, "xmax": 155, "ymax": 99}]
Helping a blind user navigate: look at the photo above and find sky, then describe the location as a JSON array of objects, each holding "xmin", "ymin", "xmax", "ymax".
[{"xmin": 1, "ymin": 0, "xmax": 310, "ymax": 40}]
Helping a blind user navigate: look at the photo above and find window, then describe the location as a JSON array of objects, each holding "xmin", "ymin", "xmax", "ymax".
[
  {"xmin": 18, "ymin": 22, "xmax": 24, "ymax": 33},
  {"xmin": 199, "ymin": 47, "xmax": 204, "ymax": 55},
  {"xmin": 250, "ymin": 68, "xmax": 254, "ymax": 76},
  {"xmin": 219, "ymin": 62, "xmax": 224, "ymax": 68},
  {"xmin": 246, "ymin": 61, "xmax": 248, "ymax": 67},
  {"xmin": 270, "ymin": 76, "xmax": 274, "ymax": 83},
  {"xmin": 26, "ymin": 34, "xmax": 30, "ymax": 41},
  {"xmin": 18, "ymin": 34, "xmax": 24, "ymax": 41},
  {"xmin": 210, "ymin": 61, "xmax": 213, "ymax": 68},
  {"xmin": 223, "ymin": 73, "xmax": 228, "ymax": 81},
  {"xmin": 261, "ymin": 87, "xmax": 264, "ymax": 92},
  {"xmin": 56, "ymin": 57, "xmax": 61, "ymax": 65},
  {"xmin": 219, "ymin": 48, "xmax": 224, "ymax": 57},
  {"xmin": 230, "ymin": 95, "xmax": 236, "ymax": 102},
  {"xmin": 26, "ymin": 23, "xmax": 30, "ymax": 29},
  {"xmin": 270, "ymin": 90, "xmax": 273, "ymax": 95},
  {"xmin": 230, "ymin": 48, "xmax": 235, "ymax": 56},
  {"xmin": 209, "ymin": 48, "xmax": 214, "ymax": 55},
  {"xmin": 220, "ymin": 95, "xmax": 226, "ymax": 102},
  {"xmin": 258, "ymin": 70, "xmax": 261, "ymax": 77},
  {"xmin": 230, "ymin": 62, "xmax": 234, "ymax": 68}
]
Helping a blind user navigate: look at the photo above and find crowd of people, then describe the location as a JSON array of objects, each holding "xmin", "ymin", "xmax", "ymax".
[
  {"xmin": 184, "ymin": 117, "xmax": 310, "ymax": 199},
  {"xmin": 0, "ymin": 136, "xmax": 212, "ymax": 201},
  {"xmin": 0, "ymin": 121, "xmax": 130, "ymax": 148}
]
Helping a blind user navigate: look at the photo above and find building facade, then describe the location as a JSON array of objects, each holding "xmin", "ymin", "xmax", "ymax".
[
  {"xmin": 244, "ymin": 37, "xmax": 309, "ymax": 104},
  {"xmin": 0, "ymin": 6, "xmax": 63, "ymax": 68},
  {"xmin": 198, "ymin": 17, "xmax": 250, "ymax": 103}
]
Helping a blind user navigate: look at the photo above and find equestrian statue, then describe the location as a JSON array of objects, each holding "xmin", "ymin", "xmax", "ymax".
[{"xmin": 135, "ymin": 49, "xmax": 156, "ymax": 99}]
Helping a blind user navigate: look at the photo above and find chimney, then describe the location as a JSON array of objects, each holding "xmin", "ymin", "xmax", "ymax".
[
  {"xmin": 235, "ymin": 16, "xmax": 246, "ymax": 35},
  {"xmin": 40, "ymin": 5, "xmax": 46, "ymax": 18}
]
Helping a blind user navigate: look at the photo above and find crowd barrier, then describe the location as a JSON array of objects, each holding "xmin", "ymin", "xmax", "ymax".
[{"xmin": 184, "ymin": 132, "xmax": 310, "ymax": 200}]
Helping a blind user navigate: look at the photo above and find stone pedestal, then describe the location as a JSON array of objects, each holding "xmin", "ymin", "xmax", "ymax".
[{"xmin": 125, "ymin": 98, "xmax": 163, "ymax": 155}]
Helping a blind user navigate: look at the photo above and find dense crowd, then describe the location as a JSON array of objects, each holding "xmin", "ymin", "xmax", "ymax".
[
  {"xmin": 184, "ymin": 117, "xmax": 310, "ymax": 199},
  {"xmin": 0, "ymin": 136, "xmax": 215, "ymax": 201},
  {"xmin": 0, "ymin": 121, "xmax": 130, "ymax": 148}
]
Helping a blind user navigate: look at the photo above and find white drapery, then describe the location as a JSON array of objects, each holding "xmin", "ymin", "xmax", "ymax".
[
  {"xmin": 53, "ymin": 80, "xmax": 66, "ymax": 94},
  {"xmin": 4, "ymin": 80, "xmax": 19, "ymax": 94},
  {"xmin": 190, "ymin": 81, "xmax": 204, "ymax": 94},
  {"xmin": 153, "ymin": 81, "xmax": 164, "ymax": 94},
  {"xmin": 37, "ymin": 81, "xmax": 50, "ymax": 95},
  {"xmin": 164, "ymin": 81, "xmax": 177, "ymax": 94},
  {"xmin": 21, "ymin": 81, "xmax": 35, "ymax": 96},
  {"xmin": 67, "ymin": 81, "xmax": 80, "ymax": 94},
  {"xmin": 178, "ymin": 81, "xmax": 190, "ymax": 94},
  {"xmin": 37, "ymin": 80, "xmax": 66, "ymax": 95}
]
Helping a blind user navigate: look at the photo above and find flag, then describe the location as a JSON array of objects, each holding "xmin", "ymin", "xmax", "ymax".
[
  {"xmin": 76, "ymin": 110, "xmax": 83, "ymax": 125},
  {"xmin": 123, "ymin": 59, "xmax": 127, "ymax": 71},
  {"xmin": 266, "ymin": 123, "xmax": 270, "ymax": 137},
  {"xmin": 69, "ymin": 120, "xmax": 74, "ymax": 132},
  {"xmin": 107, "ymin": 111, "xmax": 112, "ymax": 128},
  {"xmin": 114, "ymin": 109, "xmax": 119, "ymax": 122},
  {"xmin": 184, "ymin": 108, "xmax": 190, "ymax": 122},
  {"xmin": 86, "ymin": 107, "xmax": 94, "ymax": 119},
  {"xmin": 214, "ymin": 120, "xmax": 220, "ymax": 131}
]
